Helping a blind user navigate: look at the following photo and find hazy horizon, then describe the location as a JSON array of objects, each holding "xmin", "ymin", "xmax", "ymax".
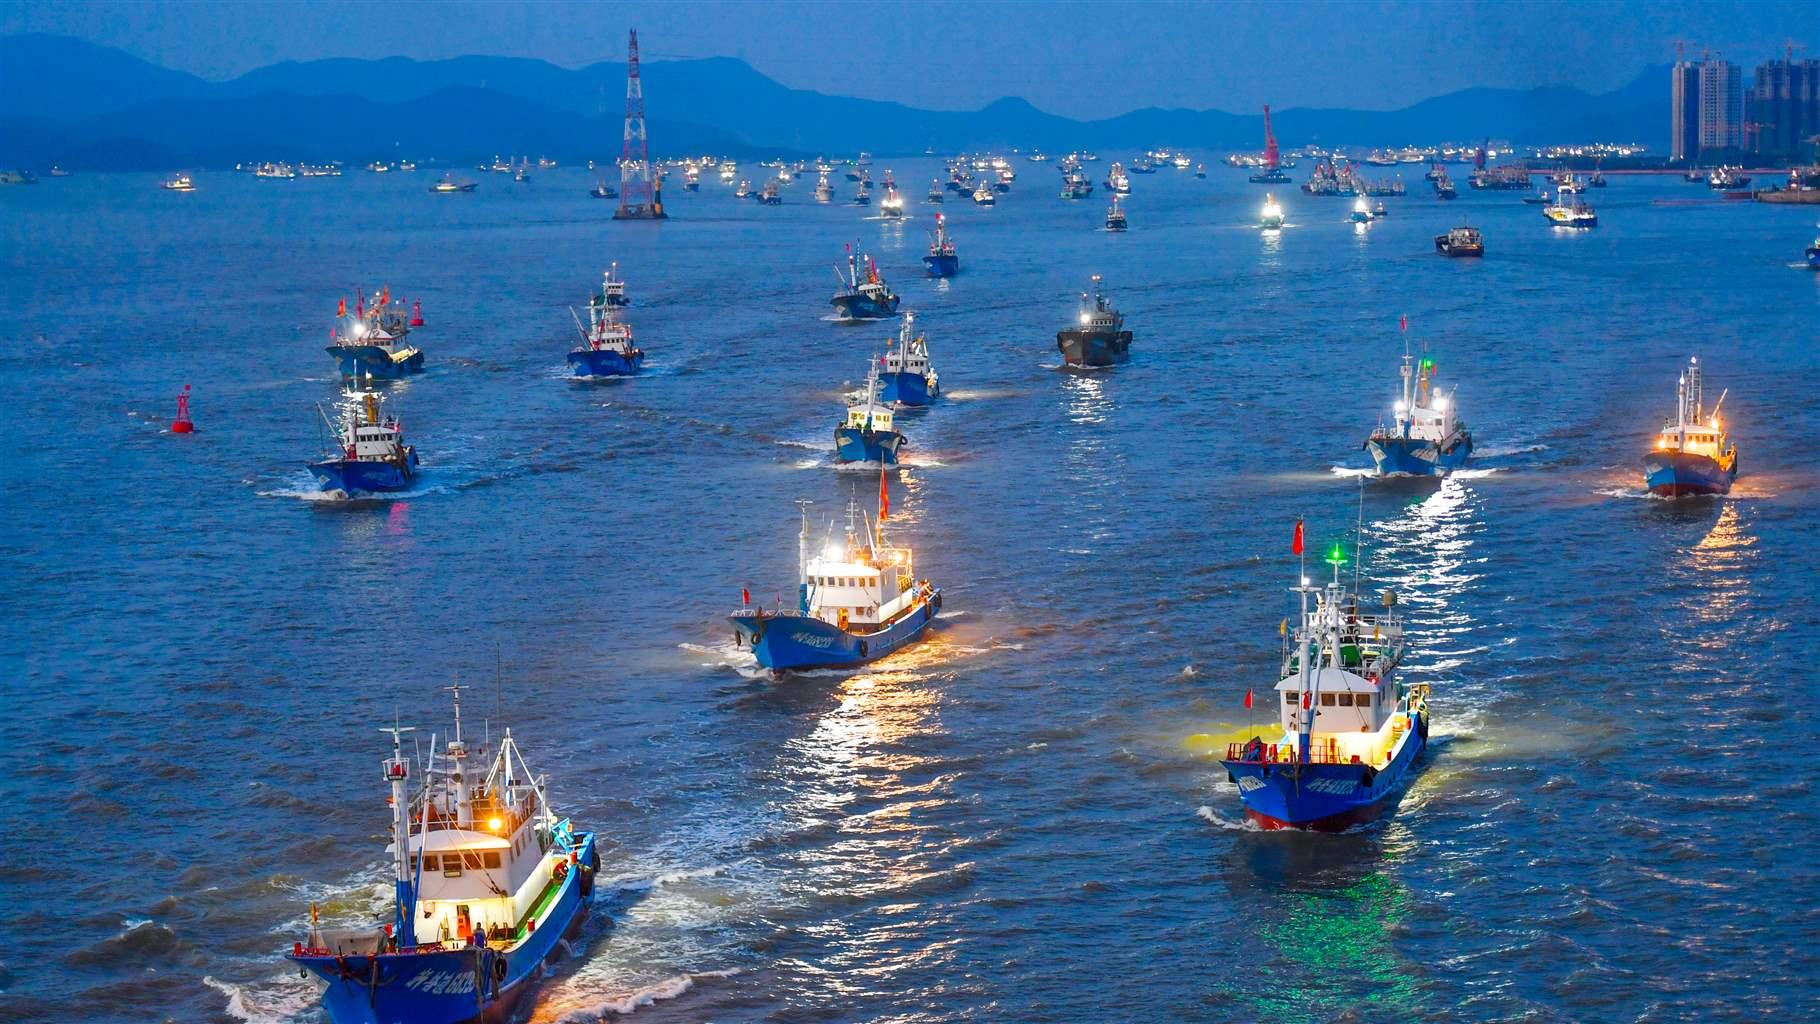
[{"xmin": 5, "ymin": 0, "xmax": 1817, "ymax": 119}]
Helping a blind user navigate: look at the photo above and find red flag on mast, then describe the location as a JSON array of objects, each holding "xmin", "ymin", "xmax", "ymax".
[
  {"xmin": 1399, "ymin": 313, "xmax": 1408, "ymax": 333},
  {"xmin": 1292, "ymin": 519, "xmax": 1304, "ymax": 556},
  {"xmin": 741, "ymin": 587, "xmax": 750, "ymax": 606},
  {"xmin": 337, "ymin": 297, "xmax": 346, "ymax": 317},
  {"xmin": 1244, "ymin": 689, "xmax": 1254, "ymax": 709}
]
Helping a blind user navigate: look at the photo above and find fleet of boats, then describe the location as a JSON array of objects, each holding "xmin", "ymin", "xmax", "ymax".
[{"xmin": 229, "ymin": 138, "xmax": 1773, "ymax": 1021}]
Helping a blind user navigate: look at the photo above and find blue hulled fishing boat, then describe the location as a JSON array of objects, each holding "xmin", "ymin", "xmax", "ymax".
[
  {"xmin": 326, "ymin": 288, "xmax": 424, "ymax": 380},
  {"xmin": 567, "ymin": 268, "xmax": 643, "ymax": 377},
  {"xmin": 730, "ymin": 496, "xmax": 942, "ymax": 672},
  {"xmin": 1219, "ymin": 534, "xmax": 1429, "ymax": 830},
  {"xmin": 830, "ymin": 247, "xmax": 899, "ymax": 321},
  {"xmin": 1364, "ymin": 336, "xmax": 1472, "ymax": 477},
  {"xmin": 878, "ymin": 312, "xmax": 939, "ymax": 406},
  {"xmin": 289, "ymin": 688, "xmax": 598, "ymax": 1024},
  {"xmin": 834, "ymin": 364, "xmax": 905, "ymax": 465},
  {"xmin": 923, "ymin": 214, "xmax": 959, "ymax": 277},
  {"xmin": 1643, "ymin": 356, "xmax": 1737, "ymax": 497},
  {"xmin": 308, "ymin": 390, "xmax": 421, "ymax": 497}
]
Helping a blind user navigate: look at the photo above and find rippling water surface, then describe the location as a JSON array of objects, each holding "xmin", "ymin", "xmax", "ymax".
[{"xmin": 2, "ymin": 164, "xmax": 1818, "ymax": 1023}]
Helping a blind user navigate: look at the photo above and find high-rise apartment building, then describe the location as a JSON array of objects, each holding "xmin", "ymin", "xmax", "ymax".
[
  {"xmin": 1750, "ymin": 56, "xmax": 1820, "ymax": 157},
  {"xmin": 1671, "ymin": 52, "xmax": 1742, "ymax": 160}
]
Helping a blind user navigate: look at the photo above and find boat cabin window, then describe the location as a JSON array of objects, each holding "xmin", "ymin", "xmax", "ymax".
[
  {"xmin": 1320, "ymin": 693, "xmax": 1336, "ymax": 706},
  {"xmin": 463, "ymin": 851, "xmax": 483, "ymax": 870},
  {"xmin": 1358, "ymin": 693, "xmax": 1373, "ymax": 708},
  {"xmin": 1283, "ymin": 692, "xmax": 1296, "ymax": 706},
  {"xmin": 421, "ymin": 855, "xmax": 438, "ymax": 870},
  {"xmin": 483, "ymin": 852, "xmax": 502, "ymax": 869},
  {"xmin": 1337, "ymin": 693, "xmax": 1354, "ymax": 707},
  {"xmin": 443, "ymin": 859, "xmax": 463, "ymax": 877}
]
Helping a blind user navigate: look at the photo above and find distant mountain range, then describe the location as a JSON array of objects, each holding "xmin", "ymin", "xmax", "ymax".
[{"xmin": 0, "ymin": 33, "xmax": 1669, "ymax": 170}]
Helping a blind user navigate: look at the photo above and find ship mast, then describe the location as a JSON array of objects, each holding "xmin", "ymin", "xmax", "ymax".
[
  {"xmin": 379, "ymin": 722, "xmax": 416, "ymax": 942},
  {"xmin": 446, "ymin": 684, "xmax": 472, "ymax": 827},
  {"xmin": 797, "ymin": 499, "xmax": 812, "ymax": 613},
  {"xmin": 1262, "ymin": 104, "xmax": 1279, "ymax": 171}
]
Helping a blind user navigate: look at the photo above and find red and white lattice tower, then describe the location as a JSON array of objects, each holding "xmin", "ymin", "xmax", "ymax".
[{"xmin": 614, "ymin": 29, "xmax": 666, "ymax": 219}]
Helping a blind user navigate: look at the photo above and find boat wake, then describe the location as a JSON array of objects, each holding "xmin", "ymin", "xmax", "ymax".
[
  {"xmin": 550, "ymin": 968, "xmax": 741, "ymax": 1021},
  {"xmin": 204, "ymin": 971, "xmax": 324, "ymax": 1024},
  {"xmin": 1196, "ymin": 806, "xmax": 1264, "ymax": 832}
]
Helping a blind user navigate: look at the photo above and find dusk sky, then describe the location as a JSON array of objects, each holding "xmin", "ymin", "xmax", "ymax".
[{"xmin": 6, "ymin": 0, "xmax": 1818, "ymax": 118}]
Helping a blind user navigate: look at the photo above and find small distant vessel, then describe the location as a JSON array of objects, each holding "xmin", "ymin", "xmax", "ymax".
[
  {"xmin": 972, "ymin": 180, "xmax": 996, "ymax": 205},
  {"xmin": 728, "ymin": 497, "xmax": 941, "ymax": 672},
  {"xmin": 1173, "ymin": 153, "xmax": 1193, "ymax": 169},
  {"xmin": 567, "ymin": 268, "xmax": 643, "ymax": 377},
  {"xmin": 879, "ymin": 186, "xmax": 905, "ymax": 218},
  {"xmin": 834, "ymin": 363, "xmax": 905, "ymax": 466},
  {"xmin": 852, "ymin": 181, "xmax": 871, "ymax": 206},
  {"xmin": 758, "ymin": 180, "xmax": 782, "ymax": 205},
  {"xmin": 1521, "ymin": 190, "xmax": 1551, "ymax": 205},
  {"xmin": 589, "ymin": 180, "xmax": 618, "ymax": 199},
  {"xmin": 1643, "ymin": 356, "xmax": 1737, "ymax": 497},
  {"xmin": 1105, "ymin": 193, "xmax": 1128, "ymax": 231},
  {"xmin": 923, "ymin": 213, "xmax": 959, "ymax": 277},
  {"xmin": 1434, "ymin": 171, "xmax": 1458, "ymax": 200},
  {"xmin": 734, "ymin": 179, "xmax": 754, "ymax": 199},
  {"xmin": 1372, "ymin": 200, "xmax": 1388, "ymax": 217},
  {"xmin": 926, "ymin": 178, "xmax": 943, "ymax": 203},
  {"xmin": 1056, "ymin": 274, "xmax": 1132, "ymax": 367},
  {"xmin": 431, "ymin": 174, "xmax": 476, "ymax": 193},
  {"xmin": 1249, "ymin": 106, "xmax": 1292, "ymax": 183},
  {"xmin": 718, "ymin": 160, "xmax": 737, "ymax": 182},
  {"xmin": 1060, "ymin": 170, "xmax": 1093, "ymax": 199},
  {"xmin": 308, "ymin": 389, "xmax": 421, "ymax": 497},
  {"xmin": 1807, "ymin": 225, "xmax": 1820, "ymax": 269},
  {"xmin": 288, "ymin": 689, "xmax": 598, "ymax": 1023},
  {"xmin": 1708, "ymin": 165, "xmax": 1751, "ymax": 190},
  {"xmin": 830, "ymin": 247, "xmax": 900, "ymax": 320},
  {"xmin": 1218, "ymin": 541, "xmax": 1426, "ymax": 830},
  {"xmin": 1260, "ymin": 194, "xmax": 1285, "ymax": 229},
  {"xmin": 1195, "ymin": 163, "xmax": 1207, "ymax": 178},
  {"xmin": 1350, "ymin": 196, "xmax": 1373, "ymax": 223},
  {"xmin": 878, "ymin": 311, "xmax": 939, "ymax": 406},
  {"xmin": 161, "ymin": 173, "xmax": 195, "ymax": 192},
  {"xmin": 327, "ymin": 289, "xmax": 424, "ymax": 380},
  {"xmin": 255, "ymin": 162, "xmax": 297, "ymax": 180},
  {"xmin": 47, "ymin": 165, "xmax": 70, "ymax": 177},
  {"xmin": 1589, "ymin": 167, "xmax": 1607, "ymax": 188},
  {"xmin": 1364, "ymin": 339, "xmax": 1472, "ymax": 477},
  {"xmin": 815, "ymin": 174, "xmax": 834, "ymax": 203},
  {"xmin": 1542, "ymin": 192, "xmax": 1598, "ymax": 228},
  {"xmin": 683, "ymin": 166, "xmax": 701, "ymax": 191},
  {"xmin": 1434, "ymin": 226, "xmax": 1484, "ymax": 257},
  {"xmin": 1555, "ymin": 172, "xmax": 1584, "ymax": 194}
]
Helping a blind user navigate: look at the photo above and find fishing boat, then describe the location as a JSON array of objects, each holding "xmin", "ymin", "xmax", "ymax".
[
  {"xmin": 1195, "ymin": 163, "xmax": 1207, "ymax": 178},
  {"xmin": 288, "ymin": 688, "xmax": 598, "ymax": 1023},
  {"xmin": 1542, "ymin": 192, "xmax": 1598, "ymax": 228},
  {"xmin": 878, "ymin": 312, "xmax": 939, "ymax": 406},
  {"xmin": 926, "ymin": 179, "xmax": 943, "ymax": 203},
  {"xmin": 567, "ymin": 269, "xmax": 643, "ymax": 377},
  {"xmin": 1555, "ymin": 172, "xmax": 1584, "ymax": 194},
  {"xmin": 326, "ymin": 289, "xmax": 424, "ymax": 380},
  {"xmin": 1056, "ymin": 274, "xmax": 1132, "ymax": 367},
  {"xmin": 1260, "ymin": 194, "xmax": 1285, "ymax": 229},
  {"xmin": 1363, "ymin": 338, "xmax": 1472, "ymax": 477},
  {"xmin": 307, "ymin": 389, "xmax": 421, "ymax": 497},
  {"xmin": 830, "ymin": 247, "xmax": 899, "ymax": 320},
  {"xmin": 1105, "ymin": 193, "xmax": 1128, "ymax": 231},
  {"xmin": 733, "ymin": 179, "xmax": 754, "ymax": 199},
  {"xmin": 833, "ymin": 363, "xmax": 905, "ymax": 466},
  {"xmin": 1807, "ymin": 225, "xmax": 1820, "ymax": 269},
  {"xmin": 1642, "ymin": 356, "xmax": 1737, "ymax": 497},
  {"xmin": 1589, "ymin": 166, "xmax": 1607, "ymax": 188},
  {"xmin": 683, "ymin": 166, "xmax": 701, "ymax": 191},
  {"xmin": 587, "ymin": 179, "xmax": 617, "ymax": 198},
  {"xmin": 1373, "ymin": 200, "xmax": 1388, "ymax": 217},
  {"xmin": 758, "ymin": 180, "xmax": 782, "ymax": 205},
  {"xmin": 255, "ymin": 162, "xmax": 298, "ymax": 180},
  {"xmin": 1434, "ymin": 226, "xmax": 1484, "ymax": 257},
  {"xmin": 161, "ymin": 173, "xmax": 196, "ymax": 192},
  {"xmin": 1219, "ymin": 535, "xmax": 1427, "ymax": 830},
  {"xmin": 1350, "ymin": 196, "xmax": 1373, "ymax": 223},
  {"xmin": 879, "ymin": 186, "xmax": 905, "ymax": 218},
  {"xmin": 923, "ymin": 214, "xmax": 959, "ymax": 277},
  {"xmin": 431, "ymin": 174, "xmax": 476, "ymax": 193},
  {"xmin": 1521, "ymin": 190, "xmax": 1551, "ymax": 205},
  {"xmin": 1434, "ymin": 171, "xmax": 1457, "ymax": 200},
  {"xmin": 972, "ymin": 180, "xmax": 996, "ymax": 205},
  {"xmin": 1708, "ymin": 166, "xmax": 1751, "ymax": 190},
  {"xmin": 729, "ymin": 496, "xmax": 941, "ymax": 672},
  {"xmin": 1060, "ymin": 170, "xmax": 1094, "ymax": 198},
  {"xmin": 1106, "ymin": 162, "xmax": 1131, "ymax": 194},
  {"xmin": 852, "ymin": 181, "xmax": 871, "ymax": 206},
  {"xmin": 815, "ymin": 175, "xmax": 834, "ymax": 203}
]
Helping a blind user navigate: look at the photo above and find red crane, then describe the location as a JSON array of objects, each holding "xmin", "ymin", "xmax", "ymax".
[
  {"xmin": 614, "ymin": 29, "xmax": 666, "ymax": 220},
  {"xmin": 1262, "ymin": 104, "xmax": 1280, "ymax": 170}
]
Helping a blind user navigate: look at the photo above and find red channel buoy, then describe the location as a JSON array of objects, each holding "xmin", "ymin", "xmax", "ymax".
[
  {"xmin": 409, "ymin": 299, "xmax": 425, "ymax": 327},
  {"xmin": 170, "ymin": 384, "xmax": 195, "ymax": 433}
]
